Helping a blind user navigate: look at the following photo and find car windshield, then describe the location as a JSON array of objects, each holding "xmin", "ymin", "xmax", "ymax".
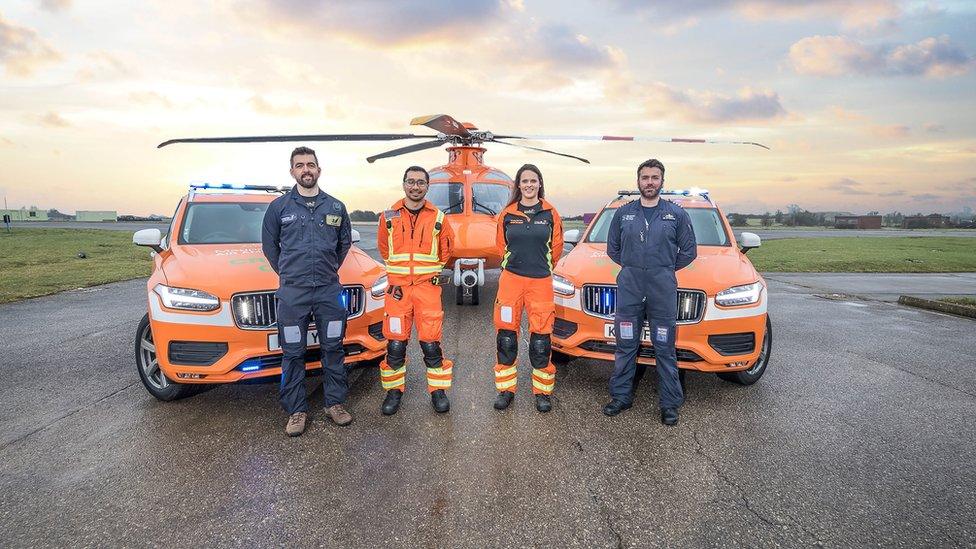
[
  {"xmin": 472, "ymin": 183, "xmax": 511, "ymax": 216},
  {"xmin": 179, "ymin": 202, "xmax": 269, "ymax": 244},
  {"xmin": 585, "ymin": 204, "xmax": 730, "ymax": 246},
  {"xmin": 427, "ymin": 182, "xmax": 464, "ymax": 214}
]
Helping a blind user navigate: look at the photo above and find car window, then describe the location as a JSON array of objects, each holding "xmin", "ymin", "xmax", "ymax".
[
  {"xmin": 472, "ymin": 183, "xmax": 510, "ymax": 216},
  {"xmin": 427, "ymin": 182, "xmax": 464, "ymax": 214},
  {"xmin": 178, "ymin": 203, "xmax": 269, "ymax": 245},
  {"xmin": 585, "ymin": 204, "xmax": 730, "ymax": 246}
]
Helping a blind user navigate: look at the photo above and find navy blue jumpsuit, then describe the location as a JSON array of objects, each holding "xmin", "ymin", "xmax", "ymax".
[
  {"xmin": 606, "ymin": 198, "xmax": 697, "ymax": 409},
  {"xmin": 261, "ymin": 186, "xmax": 352, "ymax": 414}
]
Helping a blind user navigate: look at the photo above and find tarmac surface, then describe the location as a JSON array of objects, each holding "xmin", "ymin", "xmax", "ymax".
[{"xmin": 1, "ymin": 268, "xmax": 974, "ymax": 547}]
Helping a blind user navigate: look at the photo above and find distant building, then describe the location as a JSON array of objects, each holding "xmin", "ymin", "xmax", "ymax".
[
  {"xmin": 835, "ymin": 215, "xmax": 882, "ymax": 229},
  {"xmin": 76, "ymin": 210, "xmax": 117, "ymax": 222},
  {"xmin": 903, "ymin": 214, "xmax": 951, "ymax": 228},
  {"xmin": 1, "ymin": 207, "xmax": 49, "ymax": 221}
]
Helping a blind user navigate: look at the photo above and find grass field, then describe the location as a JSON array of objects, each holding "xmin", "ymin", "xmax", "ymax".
[
  {"xmin": 2, "ymin": 230, "xmax": 975, "ymax": 303},
  {"xmin": 0, "ymin": 229, "xmax": 153, "ymax": 303},
  {"xmin": 941, "ymin": 297, "xmax": 976, "ymax": 307},
  {"xmin": 748, "ymin": 237, "xmax": 976, "ymax": 272}
]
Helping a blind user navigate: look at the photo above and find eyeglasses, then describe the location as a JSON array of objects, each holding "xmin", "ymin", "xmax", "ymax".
[{"xmin": 404, "ymin": 179, "xmax": 428, "ymax": 187}]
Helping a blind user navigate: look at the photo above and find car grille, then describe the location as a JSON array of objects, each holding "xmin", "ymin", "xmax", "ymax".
[
  {"xmin": 236, "ymin": 344, "xmax": 369, "ymax": 372},
  {"xmin": 168, "ymin": 341, "xmax": 228, "ymax": 366},
  {"xmin": 232, "ymin": 286, "xmax": 365, "ymax": 330},
  {"xmin": 579, "ymin": 340, "xmax": 704, "ymax": 362},
  {"xmin": 708, "ymin": 333, "xmax": 756, "ymax": 356},
  {"xmin": 581, "ymin": 285, "xmax": 706, "ymax": 324}
]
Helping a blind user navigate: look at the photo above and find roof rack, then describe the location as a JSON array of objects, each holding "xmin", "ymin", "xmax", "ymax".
[{"xmin": 188, "ymin": 183, "xmax": 289, "ymax": 201}]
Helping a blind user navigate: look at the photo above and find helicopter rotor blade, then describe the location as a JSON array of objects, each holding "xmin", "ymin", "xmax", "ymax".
[
  {"xmin": 503, "ymin": 134, "xmax": 770, "ymax": 150},
  {"xmin": 366, "ymin": 139, "xmax": 446, "ymax": 164},
  {"xmin": 410, "ymin": 114, "xmax": 471, "ymax": 138},
  {"xmin": 491, "ymin": 139, "xmax": 590, "ymax": 164},
  {"xmin": 157, "ymin": 133, "xmax": 437, "ymax": 149}
]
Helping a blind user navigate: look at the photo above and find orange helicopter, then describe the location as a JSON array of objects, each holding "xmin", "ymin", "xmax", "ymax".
[{"xmin": 158, "ymin": 114, "xmax": 767, "ymax": 305}]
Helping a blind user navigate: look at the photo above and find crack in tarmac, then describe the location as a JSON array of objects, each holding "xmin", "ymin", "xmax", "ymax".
[
  {"xmin": 0, "ymin": 380, "xmax": 141, "ymax": 452},
  {"xmin": 690, "ymin": 430, "xmax": 827, "ymax": 546}
]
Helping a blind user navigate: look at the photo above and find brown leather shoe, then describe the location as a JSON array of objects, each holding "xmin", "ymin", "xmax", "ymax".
[
  {"xmin": 285, "ymin": 412, "xmax": 307, "ymax": 437},
  {"xmin": 325, "ymin": 404, "xmax": 353, "ymax": 426}
]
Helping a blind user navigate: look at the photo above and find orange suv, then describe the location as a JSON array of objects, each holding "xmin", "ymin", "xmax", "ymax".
[
  {"xmin": 551, "ymin": 190, "xmax": 771, "ymax": 385},
  {"xmin": 132, "ymin": 184, "xmax": 387, "ymax": 400}
]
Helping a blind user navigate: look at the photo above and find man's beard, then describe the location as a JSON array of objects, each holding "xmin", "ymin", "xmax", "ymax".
[
  {"xmin": 296, "ymin": 174, "xmax": 318, "ymax": 189},
  {"xmin": 640, "ymin": 185, "xmax": 660, "ymax": 199}
]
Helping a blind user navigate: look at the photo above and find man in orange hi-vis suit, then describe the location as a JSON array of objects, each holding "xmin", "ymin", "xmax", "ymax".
[{"xmin": 377, "ymin": 165, "xmax": 455, "ymax": 415}]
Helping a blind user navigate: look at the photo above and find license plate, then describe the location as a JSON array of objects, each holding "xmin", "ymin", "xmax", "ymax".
[
  {"xmin": 268, "ymin": 329, "xmax": 320, "ymax": 351},
  {"xmin": 604, "ymin": 323, "xmax": 651, "ymax": 342}
]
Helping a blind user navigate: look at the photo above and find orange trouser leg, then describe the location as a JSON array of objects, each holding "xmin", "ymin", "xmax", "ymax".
[
  {"xmin": 493, "ymin": 270, "xmax": 526, "ymax": 392},
  {"xmin": 413, "ymin": 283, "xmax": 453, "ymax": 393},
  {"xmin": 526, "ymin": 275, "xmax": 556, "ymax": 395},
  {"xmin": 379, "ymin": 284, "xmax": 414, "ymax": 391}
]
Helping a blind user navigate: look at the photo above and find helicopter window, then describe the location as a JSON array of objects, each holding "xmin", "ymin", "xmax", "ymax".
[
  {"xmin": 482, "ymin": 170, "xmax": 513, "ymax": 183},
  {"xmin": 179, "ymin": 202, "xmax": 269, "ymax": 245},
  {"xmin": 428, "ymin": 169, "xmax": 450, "ymax": 180},
  {"xmin": 427, "ymin": 182, "xmax": 465, "ymax": 214},
  {"xmin": 472, "ymin": 183, "xmax": 510, "ymax": 216},
  {"xmin": 585, "ymin": 205, "xmax": 730, "ymax": 247}
]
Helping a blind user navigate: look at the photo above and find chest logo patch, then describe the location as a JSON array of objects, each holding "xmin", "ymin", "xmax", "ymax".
[
  {"xmin": 622, "ymin": 214, "xmax": 636, "ymax": 221},
  {"xmin": 280, "ymin": 214, "xmax": 296, "ymax": 224},
  {"xmin": 325, "ymin": 214, "xmax": 342, "ymax": 226},
  {"xmin": 663, "ymin": 213, "xmax": 676, "ymax": 221},
  {"xmin": 384, "ymin": 209, "xmax": 400, "ymax": 219}
]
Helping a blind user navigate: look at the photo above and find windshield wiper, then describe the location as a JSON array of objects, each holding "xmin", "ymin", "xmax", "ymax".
[
  {"xmin": 444, "ymin": 200, "xmax": 464, "ymax": 213},
  {"xmin": 472, "ymin": 199, "xmax": 497, "ymax": 216}
]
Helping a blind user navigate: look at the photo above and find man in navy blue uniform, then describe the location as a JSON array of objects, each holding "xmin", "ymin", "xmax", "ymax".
[
  {"xmin": 604, "ymin": 159, "xmax": 697, "ymax": 425},
  {"xmin": 262, "ymin": 146, "xmax": 353, "ymax": 436}
]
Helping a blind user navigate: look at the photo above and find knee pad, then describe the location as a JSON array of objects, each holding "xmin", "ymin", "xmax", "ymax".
[
  {"xmin": 529, "ymin": 333, "xmax": 551, "ymax": 370},
  {"xmin": 419, "ymin": 340, "xmax": 443, "ymax": 368},
  {"xmin": 496, "ymin": 329, "xmax": 518, "ymax": 366},
  {"xmin": 386, "ymin": 339, "xmax": 407, "ymax": 367}
]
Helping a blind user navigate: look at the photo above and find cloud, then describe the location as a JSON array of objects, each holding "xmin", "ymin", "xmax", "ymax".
[
  {"xmin": 911, "ymin": 193, "xmax": 940, "ymax": 200},
  {"xmin": 878, "ymin": 190, "xmax": 906, "ymax": 197},
  {"xmin": 38, "ymin": 0, "xmax": 71, "ymax": 12},
  {"xmin": 869, "ymin": 124, "xmax": 910, "ymax": 138},
  {"xmin": 77, "ymin": 51, "xmax": 135, "ymax": 82},
  {"xmin": 494, "ymin": 23, "xmax": 624, "ymax": 87},
  {"xmin": 825, "ymin": 177, "xmax": 872, "ymax": 195},
  {"xmin": 609, "ymin": 0, "xmax": 901, "ymax": 30},
  {"xmin": 129, "ymin": 91, "xmax": 174, "ymax": 109},
  {"xmin": 828, "ymin": 105, "xmax": 869, "ymax": 123},
  {"xmin": 239, "ymin": 0, "xmax": 508, "ymax": 46},
  {"xmin": 642, "ymin": 84, "xmax": 787, "ymax": 124},
  {"xmin": 924, "ymin": 123, "xmax": 945, "ymax": 133},
  {"xmin": 37, "ymin": 111, "xmax": 71, "ymax": 128},
  {"xmin": 790, "ymin": 35, "xmax": 974, "ymax": 78},
  {"xmin": 249, "ymin": 95, "xmax": 309, "ymax": 117},
  {"xmin": 0, "ymin": 13, "xmax": 62, "ymax": 76}
]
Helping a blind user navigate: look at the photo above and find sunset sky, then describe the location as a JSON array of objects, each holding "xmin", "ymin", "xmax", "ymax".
[{"xmin": 1, "ymin": 0, "xmax": 975, "ymax": 217}]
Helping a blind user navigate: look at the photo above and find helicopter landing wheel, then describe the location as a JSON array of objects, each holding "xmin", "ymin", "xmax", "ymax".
[{"xmin": 456, "ymin": 284, "xmax": 480, "ymax": 306}]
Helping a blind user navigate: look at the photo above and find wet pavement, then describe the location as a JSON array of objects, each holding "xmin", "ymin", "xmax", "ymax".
[{"xmin": 1, "ymin": 273, "xmax": 974, "ymax": 547}]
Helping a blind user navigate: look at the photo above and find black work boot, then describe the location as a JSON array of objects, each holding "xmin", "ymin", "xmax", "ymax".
[
  {"xmin": 431, "ymin": 389, "xmax": 450, "ymax": 413},
  {"xmin": 602, "ymin": 399, "xmax": 632, "ymax": 416},
  {"xmin": 661, "ymin": 407, "xmax": 679, "ymax": 426},
  {"xmin": 381, "ymin": 389, "xmax": 403, "ymax": 416},
  {"xmin": 535, "ymin": 394, "xmax": 552, "ymax": 413},
  {"xmin": 494, "ymin": 391, "xmax": 515, "ymax": 410}
]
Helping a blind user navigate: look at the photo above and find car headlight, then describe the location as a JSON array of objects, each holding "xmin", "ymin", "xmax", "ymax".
[
  {"xmin": 715, "ymin": 281, "xmax": 763, "ymax": 307},
  {"xmin": 153, "ymin": 284, "xmax": 220, "ymax": 311},
  {"xmin": 370, "ymin": 275, "xmax": 388, "ymax": 298},
  {"xmin": 552, "ymin": 274, "xmax": 576, "ymax": 296}
]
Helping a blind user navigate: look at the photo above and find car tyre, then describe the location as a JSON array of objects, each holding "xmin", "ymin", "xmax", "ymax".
[
  {"xmin": 718, "ymin": 316, "xmax": 771, "ymax": 386},
  {"xmin": 135, "ymin": 313, "xmax": 195, "ymax": 401}
]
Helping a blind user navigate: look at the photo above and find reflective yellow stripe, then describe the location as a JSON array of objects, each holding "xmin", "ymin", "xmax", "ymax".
[
  {"xmin": 385, "ymin": 265, "xmax": 411, "ymax": 274},
  {"xmin": 413, "ymin": 253, "xmax": 439, "ymax": 262},
  {"xmin": 382, "ymin": 378, "xmax": 405, "ymax": 390},
  {"xmin": 532, "ymin": 378, "xmax": 554, "ymax": 392},
  {"xmin": 380, "ymin": 366, "xmax": 406, "ymax": 390},
  {"xmin": 495, "ymin": 365, "xmax": 517, "ymax": 378},
  {"xmin": 425, "ymin": 210, "xmax": 444, "ymax": 262},
  {"xmin": 387, "ymin": 253, "xmax": 412, "ymax": 262},
  {"xmin": 496, "ymin": 378, "xmax": 518, "ymax": 390},
  {"xmin": 533, "ymin": 369, "xmax": 555, "ymax": 381},
  {"xmin": 380, "ymin": 366, "xmax": 406, "ymax": 378},
  {"xmin": 426, "ymin": 367, "xmax": 452, "ymax": 376},
  {"xmin": 412, "ymin": 265, "xmax": 442, "ymax": 275},
  {"xmin": 427, "ymin": 378, "xmax": 452, "ymax": 388}
]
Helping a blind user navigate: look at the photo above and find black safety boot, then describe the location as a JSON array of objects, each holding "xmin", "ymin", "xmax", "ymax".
[
  {"xmin": 494, "ymin": 391, "xmax": 515, "ymax": 410},
  {"xmin": 602, "ymin": 399, "xmax": 632, "ymax": 416},
  {"xmin": 661, "ymin": 407, "xmax": 679, "ymax": 426},
  {"xmin": 381, "ymin": 389, "xmax": 403, "ymax": 416},
  {"xmin": 431, "ymin": 389, "xmax": 450, "ymax": 413},
  {"xmin": 535, "ymin": 394, "xmax": 552, "ymax": 413}
]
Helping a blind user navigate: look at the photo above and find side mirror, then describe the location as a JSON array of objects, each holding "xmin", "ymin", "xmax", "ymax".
[
  {"xmin": 738, "ymin": 232, "xmax": 761, "ymax": 254},
  {"xmin": 351, "ymin": 228, "xmax": 361, "ymax": 244},
  {"xmin": 133, "ymin": 228, "xmax": 163, "ymax": 253},
  {"xmin": 564, "ymin": 229, "xmax": 581, "ymax": 246}
]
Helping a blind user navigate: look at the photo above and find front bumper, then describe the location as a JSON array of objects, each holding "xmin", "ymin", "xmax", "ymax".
[
  {"xmin": 147, "ymin": 293, "xmax": 385, "ymax": 384},
  {"xmin": 553, "ymin": 290, "xmax": 767, "ymax": 372}
]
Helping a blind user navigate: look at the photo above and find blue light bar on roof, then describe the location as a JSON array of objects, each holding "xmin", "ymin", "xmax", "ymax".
[{"xmin": 189, "ymin": 183, "xmax": 288, "ymax": 192}]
